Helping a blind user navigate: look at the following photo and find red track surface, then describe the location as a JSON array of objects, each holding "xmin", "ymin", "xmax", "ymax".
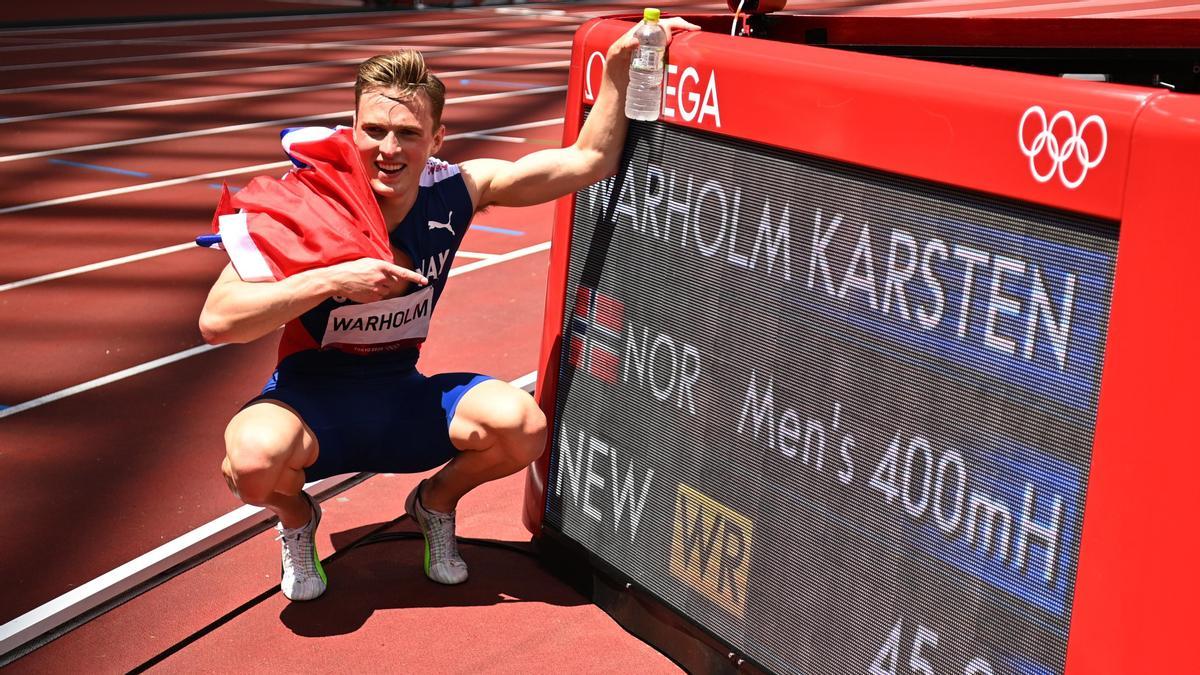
[
  {"xmin": 4, "ymin": 0, "xmax": 1181, "ymax": 670},
  {"xmin": 0, "ymin": 3, "xmax": 719, "ymax": 669},
  {"xmin": 2, "ymin": 1, "xmax": 384, "ymax": 26}
]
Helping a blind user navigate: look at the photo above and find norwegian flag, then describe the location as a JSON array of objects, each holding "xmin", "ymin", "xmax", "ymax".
[
  {"xmin": 568, "ymin": 286, "xmax": 623, "ymax": 384},
  {"xmin": 208, "ymin": 126, "xmax": 393, "ymax": 282}
]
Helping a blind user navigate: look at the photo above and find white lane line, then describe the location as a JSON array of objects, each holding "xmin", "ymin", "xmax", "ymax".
[
  {"xmin": 0, "ymin": 116, "xmax": 562, "ymax": 287},
  {"xmin": 0, "ymin": 58, "xmax": 363, "ymax": 96},
  {"xmin": 0, "ymin": 43, "xmax": 332, "ymax": 72},
  {"xmin": 927, "ymin": 0, "xmax": 1164, "ymax": 16},
  {"xmin": 0, "ymin": 244, "xmax": 500, "ymax": 293},
  {"xmin": 454, "ymin": 251, "xmax": 497, "ymax": 260},
  {"xmin": 2, "ymin": 83, "xmax": 350, "ymax": 125},
  {"xmin": 0, "ymin": 38, "xmax": 252, "ymax": 53},
  {"xmin": 0, "ymin": 243, "xmax": 196, "ymax": 293},
  {"xmin": 793, "ymin": 0, "xmax": 990, "ymax": 12},
  {"xmin": 509, "ymin": 369, "xmax": 538, "ymax": 391},
  {"xmin": 0, "ymin": 476, "xmax": 324, "ymax": 662},
  {"xmin": 0, "ymin": 239, "xmax": 549, "ymax": 419},
  {"xmin": 0, "ymin": 25, "xmax": 576, "ymax": 72},
  {"xmin": 456, "ymin": 133, "xmax": 527, "ymax": 144},
  {"xmin": 3, "ymin": 120, "xmax": 295, "ymax": 164},
  {"xmin": 0, "ymin": 0, "xmax": 614, "ymax": 37},
  {"xmin": 0, "ymin": 14, "xmax": 578, "ymax": 53},
  {"xmin": 1, "ymin": 115, "xmax": 563, "ymax": 217},
  {"xmin": 1090, "ymin": 2, "xmax": 1200, "ymax": 17},
  {"xmin": 0, "ymin": 86, "xmax": 566, "ymax": 166},
  {"xmin": 561, "ymin": 2, "xmax": 727, "ymax": 18},
  {"xmin": 0, "ymin": 344, "xmax": 221, "ymax": 420},
  {"xmin": 0, "ymin": 162, "xmax": 290, "ymax": 215},
  {"xmin": 0, "ymin": 370, "xmax": 539, "ymax": 658},
  {"xmin": 1, "ymin": 60, "xmax": 569, "ymax": 125},
  {"xmin": 276, "ymin": 0, "xmax": 364, "ymax": 6},
  {"xmin": 2, "ymin": 110, "xmax": 562, "ymax": 211},
  {"xmin": 0, "ymin": 7, "xmax": 437, "ymax": 35},
  {"xmin": 0, "ymin": 43, "xmax": 570, "ymax": 96},
  {"xmin": 491, "ymin": 6, "xmax": 567, "ymax": 15},
  {"xmin": 450, "ymin": 240, "xmax": 549, "ymax": 276}
]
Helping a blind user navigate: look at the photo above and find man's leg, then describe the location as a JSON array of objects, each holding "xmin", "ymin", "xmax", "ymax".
[
  {"xmin": 424, "ymin": 379, "xmax": 547, "ymax": 512},
  {"xmin": 405, "ymin": 379, "xmax": 546, "ymax": 584},
  {"xmin": 222, "ymin": 401, "xmax": 326, "ymax": 600},
  {"xmin": 222, "ymin": 401, "xmax": 318, "ymax": 526}
]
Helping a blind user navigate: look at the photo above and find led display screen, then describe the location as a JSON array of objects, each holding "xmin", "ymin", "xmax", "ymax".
[{"xmin": 545, "ymin": 119, "xmax": 1117, "ymax": 675}]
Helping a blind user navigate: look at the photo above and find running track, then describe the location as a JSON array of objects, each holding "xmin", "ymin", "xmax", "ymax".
[
  {"xmin": 5, "ymin": 0, "xmax": 1190, "ymax": 669},
  {"xmin": 0, "ymin": 3, "xmax": 726, "ymax": 668}
]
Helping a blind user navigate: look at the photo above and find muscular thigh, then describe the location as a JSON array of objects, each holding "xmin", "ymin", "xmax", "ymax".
[
  {"xmin": 225, "ymin": 400, "xmax": 318, "ymax": 472},
  {"xmin": 448, "ymin": 378, "xmax": 534, "ymax": 451}
]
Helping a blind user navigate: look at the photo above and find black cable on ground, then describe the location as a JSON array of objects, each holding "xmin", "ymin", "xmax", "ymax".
[{"xmin": 348, "ymin": 531, "xmax": 538, "ymax": 559}]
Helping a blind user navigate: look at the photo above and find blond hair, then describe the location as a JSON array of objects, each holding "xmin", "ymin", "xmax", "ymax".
[{"xmin": 355, "ymin": 50, "xmax": 447, "ymax": 127}]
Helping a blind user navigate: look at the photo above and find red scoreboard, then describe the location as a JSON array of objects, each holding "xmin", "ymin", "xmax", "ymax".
[{"xmin": 525, "ymin": 13, "xmax": 1199, "ymax": 675}]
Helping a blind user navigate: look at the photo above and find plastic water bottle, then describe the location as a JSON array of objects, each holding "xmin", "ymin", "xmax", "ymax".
[{"xmin": 624, "ymin": 8, "xmax": 667, "ymax": 121}]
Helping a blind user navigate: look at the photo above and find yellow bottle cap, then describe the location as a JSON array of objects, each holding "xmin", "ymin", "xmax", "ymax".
[{"xmin": 643, "ymin": 7, "xmax": 661, "ymax": 21}]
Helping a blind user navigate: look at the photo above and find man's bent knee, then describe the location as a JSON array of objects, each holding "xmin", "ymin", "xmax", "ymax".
[
  {"xmin": 222, "ymin": 404, "xmax": 313, "ymax": 505},
  {"xmin": 221, "ymin": 456, "xmax": 240, "ymax": 498},
  {"xmin": 223, "ymin": 436, "xmax": 285, "ymax": 505},
  {"xmin": 482, "ymin": 390, "xmax": 547, "ymax": 464},
  {"xmin": 452, "ymin": 382, "xmax": 547, "ymax": 463},
  {"xmin": 513, "ymin": 403, "xmax": 548, "ymax": 464}
]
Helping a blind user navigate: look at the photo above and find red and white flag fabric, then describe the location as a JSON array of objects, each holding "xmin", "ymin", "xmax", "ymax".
[{"xmin": 210, "ymin": 127, "xmax": 392, "ymax": 282}]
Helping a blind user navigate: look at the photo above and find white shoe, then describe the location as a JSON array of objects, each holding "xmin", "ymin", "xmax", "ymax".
[
  {"xmin": 275, "ymin": 491, "xmax": 327, "ymax": 601},
  {"xmin": 405, "ymin": 480, "xmax": 468, "ymax": 585}
]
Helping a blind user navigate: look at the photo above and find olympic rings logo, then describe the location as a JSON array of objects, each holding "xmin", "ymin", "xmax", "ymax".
[
  {"xmin": 1018, "ymin": 105, "xmax": 1107, "ymax": 189},
  {"xmin": 584, "ymin": 50, "xmax": 606, "ymax": 102}
]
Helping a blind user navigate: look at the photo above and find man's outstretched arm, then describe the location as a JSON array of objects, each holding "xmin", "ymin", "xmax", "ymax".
[
  {"xmin": 460, "ymin": 17, "xmax": 699, "ymax": 210},
  {"xmin": 199, "ymin": 259, "xmax": 427, "ymax": 345}
]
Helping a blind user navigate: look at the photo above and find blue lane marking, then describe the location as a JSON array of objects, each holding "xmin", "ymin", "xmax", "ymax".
[
  {"xmin": 209, "ymin": 183, "xmax": 241, "ymax": 192},
  {"xmin": 459, "ymin": 78, "xmax": 544, "ymax": 90},
  {"xmin": 48, "ymin": 158, "xmax": 149, "ymax": 177},
  {"xmin": 0, "ymin": 404, "xmax": 8, "ymax": 411},
  {"xmin": 472, "ymin": 224, "xmax": 524, "ymax": 236}
]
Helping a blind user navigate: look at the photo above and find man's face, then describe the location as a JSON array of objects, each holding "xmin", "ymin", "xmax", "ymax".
[{"xmin": 353, "ymin": 88, "xmax": 445, "ymax": 202}]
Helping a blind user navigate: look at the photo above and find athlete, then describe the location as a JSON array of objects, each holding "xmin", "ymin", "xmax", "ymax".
[{"xmin": 199, "ymin": 19, "xmax": 699, "ymax": 601}]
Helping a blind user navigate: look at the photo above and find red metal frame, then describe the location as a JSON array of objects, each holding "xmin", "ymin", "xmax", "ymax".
[{"xmin": 525, "ymin": 14, "xmax": 1200, "ymax": 673}]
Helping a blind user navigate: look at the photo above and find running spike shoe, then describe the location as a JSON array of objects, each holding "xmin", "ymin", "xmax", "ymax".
[
  {"xmin": 275, "ymin": 491, "xmax": 328, "ymax": 601},
  {"xmin": 405, "ymin": 480, "xmax": 468, "ymax": 585}
]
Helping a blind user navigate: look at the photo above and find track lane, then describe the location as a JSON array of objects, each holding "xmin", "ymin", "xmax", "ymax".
[
  {"xmin": 0, "ymin": 117, "xmax": 561, "ymax": 285},
  {"xmin": 0, "ymin": 57, "xmax": 571, "ymax": 123},
  {"xmin": 0, "ymin": 46, "xmax": 570, "ymax": 98},
  {"xmin": 0, "ymin": 119, "xmax": 563, "ymax": 283},
  {"xmin": 0, "ymin": 244, "xmax": 552, "ymax": 624},
  {"xmin": 0, "ymin": 108, "xmax": 567, "ymax": 283},
  {"xmin": 0, "ymin": 48, "xmax": 571, "ymax": 110},
  {"xmin": 0, "ymin": 24, "xmax": 578, "ymax": 89},
  {"xmin": 0, "ymin": 125, "xmax": 560, "ymax": 403},
  {"xmin": 0, "ymin": 15, "xmax": 497, "ymax": 54},
  {"xmin": 0, "ymin": 0, "xmax": 378, "ymax": 26},
  {"xmin": 0, "ymin": 61, "xmax": 565, "ymax": 163},
  {"xmin": 12, "ymin": 441, "xmax": 683, "ymax": 675},
  {"xmin": 0, "ymin": 9, "xmax": 467, "ymax": 39},
  {"xmin": 0, "ymin": 0, "xmax": 641, "ymax": 650}
]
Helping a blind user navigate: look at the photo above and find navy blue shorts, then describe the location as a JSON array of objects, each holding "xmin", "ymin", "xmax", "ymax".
[{"xmin": 248, "ymin": 351, "xmax": 491, "ymax": 481}]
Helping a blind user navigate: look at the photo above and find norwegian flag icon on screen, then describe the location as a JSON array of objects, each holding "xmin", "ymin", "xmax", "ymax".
[{"xmin": 568, "ymin": 286, "xmax": 623, "ymax": 384}]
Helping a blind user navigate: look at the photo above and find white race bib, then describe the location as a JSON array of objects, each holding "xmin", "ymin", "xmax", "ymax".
[{"xmin": 322, "ymin": 285, "xmax": 433, "ymax": 349}]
